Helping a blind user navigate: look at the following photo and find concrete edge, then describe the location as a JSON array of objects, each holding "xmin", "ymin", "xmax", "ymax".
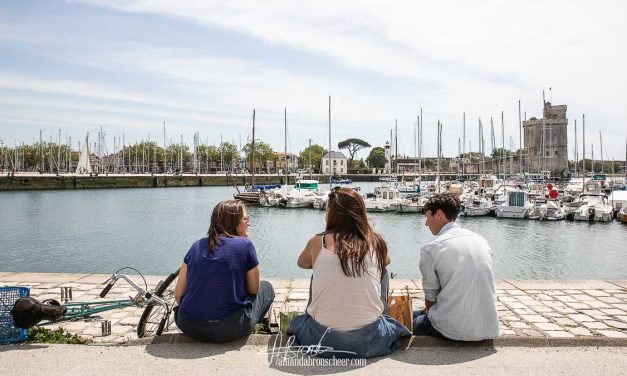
[{"xmin": 100, "ymin": 333, "xmax": 627, "ymax": 348}]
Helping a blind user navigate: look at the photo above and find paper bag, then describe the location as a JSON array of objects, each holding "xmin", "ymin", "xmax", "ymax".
[{"xmin": 387, "ymin": 291, "xmax": 413, "ymax": 332}]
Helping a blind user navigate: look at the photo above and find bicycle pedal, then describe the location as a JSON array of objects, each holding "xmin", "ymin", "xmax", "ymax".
[
  {"xmin": 60, "ymin": 287, "xmax": 73, "ymax": 301},
  {"xmin": 101, "ymin": 320, "xmax": 112, "ymax": 336}
]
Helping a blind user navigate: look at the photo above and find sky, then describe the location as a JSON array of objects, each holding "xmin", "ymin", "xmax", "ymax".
[{"xmin": 0, "ymin": 0, "xmax": 626, "ymax": 161}]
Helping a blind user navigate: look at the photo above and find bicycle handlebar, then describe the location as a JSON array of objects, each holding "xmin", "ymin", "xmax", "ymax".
[{"xmin": 99, "ymin": 282, "xmax": 114, "ymax": 298}]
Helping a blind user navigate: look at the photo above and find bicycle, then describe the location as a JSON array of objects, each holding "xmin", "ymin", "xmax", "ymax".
[{"xmin": 3, "ymin": 267, "xmax": 180, "ymax": 341}]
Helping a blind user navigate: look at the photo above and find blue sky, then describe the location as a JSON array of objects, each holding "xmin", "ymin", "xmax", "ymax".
[{"xmin": 1, "ymin": 0, "xmax": 626, "ymax": 161}]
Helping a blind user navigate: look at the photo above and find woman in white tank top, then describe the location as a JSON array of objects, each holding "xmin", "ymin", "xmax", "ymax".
[
  {"xmin": 297, "ymin": 188, "xmax": 390, "ymax": 327},
  {"xmin": 289, "ymin": 187, "xmax": 410, "ymax": 359}
]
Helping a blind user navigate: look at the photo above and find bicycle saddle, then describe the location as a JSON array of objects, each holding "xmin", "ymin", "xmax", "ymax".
[{"xmin": 11, "ymin": 297, "xmax": 68, "ymax": 329}]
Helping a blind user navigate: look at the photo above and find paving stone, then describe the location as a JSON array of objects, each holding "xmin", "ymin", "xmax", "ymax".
[
  {"xmin": 521, "ymin": 314, "xmax": 549, "ymax": 323},
  {"xmin": 586, "ymin": 300, "xmax": 612, "ymax": 309},
  {"xmin": 568, "ymin": 327, "xmax": 593, "ymax": 336},
  {"xmin": 532, "ymin": 306, "xmax": 554, "ymax": 313},
  {"xmin": 545, "ymin": 290, "xmax": 565, "ymax": 296},
  {"xmin": 525, "ymin": 290, "xmax": 542, "ymax": 294},
  {"xmin": 581, "ymin": 322, "xmax": 610, "ymax": 330},
  {"xmin": 555, "ymin": 295, "xmax": 576, "ymax": 303},
  {"xmin": 119, "ymin": 317, "xmax": 138, "ymax": 325},
  {"xmin": 503, "ymin": 302, "xmax": 526, "ymax": 309},
  {"xmin": 513, "ymin": 308, "xmax": 536, "ymax": 315},
  {"xmin": 554, "ymin": 317, "xmax": 577, "ymax": 326},
  {"xmin": 568, "ymin": 314, "xmax": 595, "ymax": 322},
  {"xmin": 521, "ymin": 329, "xmax": 544, "ymax": 337},
  {"xmin": 517, "ymin": 298, "xmax": 542, "ymax": 306},
  {"xmin": 612, "ymin": 293, "xmax": 627, "ymax": 299},
  {"xmin": 500, "ymin": 315, "xmax": 520, "ymax": 321},
  {"xmin": 597, "ymin": 330, "xmax": 627, "ymax": 338},
  {"xmin": 604, "ymin": 320, "xmax": 627, "ymax": 330},
  {"xmin": 563, "ymin": 290, "xmax": 581, "ymax": 294},
  {"xmin": 613, "ymin": 304, "xmax": 627, "ymax": 310},
  {"xmin": 498, "ymin": 296, "xmax": 517, "ymax": 302},
  {"xmin": 580, "ymin": 310, "xmax": 612, "ymax": 319},
  {"xmin": 509, "ymin": 322, "xmax": 530, "ymax": 329},
  {"xmin": 598, "ymin": 297, "xmax": 622, "ymax": 303},
  {"xmin": 554, "ymin": 307, "xmax": 577, "ymax": 314},
  {"xmin": 566, "ymin": 302, "xmax": 592, "ymax": 310},
  {"xmin": 535, "ymin": 294, "xmax": 554, "ymax": 301},
  {"xmin": 600, "ymin": 308, "xmax": 625, "ymax": 315},
  {"xmin": 583, "ymin": 289, "xmax": 609, "ymax": 297},
  {"xmin": 505, "ymin": 289, "xmax": 527, "ymax": 296},
  {"xmin": 542, "ymin": 300, "xmax": 565, "ymax": 308},
  {"xmin": 544, "ymin": 312, "xmax": 564, "ymax": 318},
  {"xmin": 614, "ymin": 316, "xmax": 627, "ymax": 323},
  {"xmin": 571, "ymin": 294, "xmax": 597, "ymax": 301},
  {"xmin": 500, "ymin": 329, "xmax": 516, "ymax": 335},
  {"xmin": 509, "ymin": 280, "xmax": 616, "ymax": 290},
  {"xmin": 533, "ymin": 323, "xmax": 563, "ymax": 331},
  {"xmin": 545, "ymin": 331, "xmax": 575, "ymax": 338},
  {"xmin": 286, "ymin": 292, "xmax": 309, "ymax": 301}
]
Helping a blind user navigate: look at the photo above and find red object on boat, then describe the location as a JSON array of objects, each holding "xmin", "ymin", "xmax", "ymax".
[
  {"xmin": 547, "ymin": 183, "xmax": 554, "ymax": 190},
  {"xmin": 549, "ymin": 189, "xmax": 558, "ymax": 199}
]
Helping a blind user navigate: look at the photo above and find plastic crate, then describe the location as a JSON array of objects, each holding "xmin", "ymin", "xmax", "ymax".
[{"xmin": 0, "ymin": 286, "xmax": 30, "ymax": 343}]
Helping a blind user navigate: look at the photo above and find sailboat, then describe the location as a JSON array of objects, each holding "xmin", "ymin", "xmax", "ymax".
[
  {"xmin": 75, "ymin": 133, "xmax": 92, "ymax": 174},
  {"xmin": 234, "ymin": 109, "xmax": 269, "ymax": 204}
]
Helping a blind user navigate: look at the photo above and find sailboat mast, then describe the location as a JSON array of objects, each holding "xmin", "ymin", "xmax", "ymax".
[
  {"xmin": 462, "ymin": 112, "xmax": 466, "ymax": 177},
  {"xmin": 518, "ymin": 100, "xmax": 522, "ymax": 176},
  {"xmin": 395, "ymin": 120, "xmax": 398, "ymax": 175},
  {"xmin": 501, "ymin": 111, "xmax": 505, "ymax": 179},
  {"xmin": 599, "ymin": 130, "xmax": 604, "ymax": 173},
  {"xmin": 328, "ymin": 96, "xmax": 332, "ymax": 188},
  {"xmin": 582, "ymin": 114, "xmax": 586, "ymax": 191},
  {"xmin": 252, "ymin": 109, "xmax": 256, "ymax": 186},
  {"xmin": 574, "ymin": 119, "xmax": 578, "ymax": 177},
  {"xmin": 419, "ymin": 108, "xmax": 423, "ymax": 180},
  {"xmin": 284, "ymin": 108, "xmax": 288, "ymax": 176},
  {"xmin": 437, "ymin": 120, "xmax": 441, "ymax": 192}
]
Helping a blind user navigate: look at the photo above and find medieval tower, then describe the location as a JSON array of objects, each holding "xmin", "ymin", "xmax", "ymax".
[{"xmin": 523, "ymin": 102, "xmax": 569, "ymax": 177}]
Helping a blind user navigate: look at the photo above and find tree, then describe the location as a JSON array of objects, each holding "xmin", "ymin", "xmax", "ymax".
[
  {"xmin": 218, "ymin": 142, "xmax": 240, "ymax": 169},
  {"xmin": 366, "ymin": 147, "xmax": 387, "ymax": 169},
  {"xmin": 338, "ymin": 138, "xmax": 370, "ymax": 163},
  {"xmin": 242, "ymin": 141, "xmax": 273, "ymax": 170},
  {"xmin": 298, "ymin": 144, "xmax": 326, "ymax": 173}
]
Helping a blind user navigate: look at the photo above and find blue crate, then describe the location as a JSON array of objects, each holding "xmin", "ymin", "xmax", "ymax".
[{"xmin": 0, "ymin": 287, "xmax": 30, "ymax": 343}]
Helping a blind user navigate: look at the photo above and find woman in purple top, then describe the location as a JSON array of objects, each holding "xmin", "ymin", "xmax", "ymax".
[{"xmin": 174, "ymin": 200, "xmax": 274, "ymax": 342}]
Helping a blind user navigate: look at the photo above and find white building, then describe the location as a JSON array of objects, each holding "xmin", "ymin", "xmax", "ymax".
[{"xmin": 321, "ymin": 151, "xmax": 348, "ymax": 175}]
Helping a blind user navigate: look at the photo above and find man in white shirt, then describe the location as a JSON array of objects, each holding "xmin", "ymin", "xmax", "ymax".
[{"xmin": 414, "ymin": 193, "xmax": 500, "ymax": 341}]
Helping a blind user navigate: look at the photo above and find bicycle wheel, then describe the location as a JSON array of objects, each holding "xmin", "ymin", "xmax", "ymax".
[{"xmin": 136, "ymin": 268, "xmax": 179, "ymax": 338}]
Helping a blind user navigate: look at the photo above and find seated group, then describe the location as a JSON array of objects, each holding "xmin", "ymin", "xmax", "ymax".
[{"xmin": 174, "ymin": 190, "xmax": 500, "ymax": 358}]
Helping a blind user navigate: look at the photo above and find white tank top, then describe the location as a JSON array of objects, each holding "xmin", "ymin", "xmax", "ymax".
[{"xmin": 306, "ymin": 235, "xmax": 384, "ymax": 331}]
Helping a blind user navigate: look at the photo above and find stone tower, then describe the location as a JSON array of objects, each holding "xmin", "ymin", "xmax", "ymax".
[{"xmin": 523, "ymin": 102, "xmax": 569, "ymax": 177}]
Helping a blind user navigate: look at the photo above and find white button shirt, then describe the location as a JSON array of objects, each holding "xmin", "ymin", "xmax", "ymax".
[{"xmin": 420, "ymin": 222, "xmax": 500, "ymax": 341}]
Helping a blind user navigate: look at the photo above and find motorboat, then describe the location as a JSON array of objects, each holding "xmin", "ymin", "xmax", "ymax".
[
  {"xmin": 365, "ymin": 186, "xmax": 402, "ymax": 212},
  {"xmin": 618, "ymin": 206, "xmax": 627, "ymax": 224},
  {"xmin": 396, "ymin": 195, "xmax": 428, "ymax": 213},
  {"xmin": 495, "ymin": 190, "xmax": 534, "ymax": 219},
  {"xmin": 278, "ymin": 180, "xmax": 319, "ymax": 208},
  {"xmin": 573, "ymin": 193, "xmax": 614, "ymax": 222},
  {"xmin": 461, "ymin": 196, "xmax": 492, "ymax": 217}
]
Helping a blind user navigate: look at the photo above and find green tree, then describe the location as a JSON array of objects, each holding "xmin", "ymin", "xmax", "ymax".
[
  {"xmin": 338, "ymin": 138, "xmax": 371, "ymax": 163},
  {"xmin": 218, "ymin": 142, "xmax": 240, "ymax": 170},
  {"xmin": 242, "ymin": 141, "xmax": 273, "ymax": 170},
  {"xmin": 366, "ymin": 147, "xmax": 387, "ymax": 168},
  {"xmin": 299, "ymin": 144, "xmax": 326, "ymax": 173}
]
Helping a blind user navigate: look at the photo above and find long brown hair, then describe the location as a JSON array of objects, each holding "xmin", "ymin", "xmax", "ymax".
[
  {"xmin": 325, "ymin": 187, "xmax": 387, "ymax": 277},
  {"xmin": 207, "ymin": 200, "xmax": 246, "ymax": 253}
]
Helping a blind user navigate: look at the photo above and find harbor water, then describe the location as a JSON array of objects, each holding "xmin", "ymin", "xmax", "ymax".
[{"xmin": 1, "ymin": 183, "xmax": 626, "ymax": 279}]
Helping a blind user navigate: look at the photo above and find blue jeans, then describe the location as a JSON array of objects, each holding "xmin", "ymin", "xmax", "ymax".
[
  {"xmin": 412, "ymin": 309, "xmax": 447, "ymax": 339},
  {"xmin": 175, "ymin": 280, "xmax": 275, "ymax": 342}
]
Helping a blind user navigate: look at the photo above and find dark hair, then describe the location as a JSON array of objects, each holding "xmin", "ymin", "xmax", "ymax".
[
  {"xmin": 207, "ymin": 200, "xmax": 246, "ymax": 253},
  {"xmin": 325, "ymin": 187, "xmax": 387, "ymax": 278},
  {"xmin": 423, "ymin": 193, "xmax": 461, "ymax": 221}
]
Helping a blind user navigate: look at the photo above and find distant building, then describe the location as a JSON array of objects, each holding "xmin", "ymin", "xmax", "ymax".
[
  {"xmin": 321, "ymin": 151, "xmax": 348, "ymax": 175},
  {"xmin": 523, "ymin": 102, "xmax": 569, "ymax": 177},
  {"xmin": 273, "ymin": 152, "xmax": 299, "ymax": 172}
]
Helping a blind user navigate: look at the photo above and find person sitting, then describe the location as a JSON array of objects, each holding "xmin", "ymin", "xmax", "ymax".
[
  {"xmin": 288, "ymin": 187, "xmax": 410, "ymax": 358},
  {"xmin": 414, "ymin": 193, "xmax": 500, "ymax": 341},
  {"xmin": 174, "ymin": 200, "xmax": 274, "ymax": 342}
]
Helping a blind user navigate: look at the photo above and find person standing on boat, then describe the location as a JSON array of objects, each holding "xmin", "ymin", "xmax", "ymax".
[
  {"xmin": 174, "ymin": 200, "xmax": 275, "ymax": 342},
  {"xmin": 289, "ymin": 187, "xmax": 411, "ymax": 358},
  {"xmin": 414, "ymin": 193, "xmax": 500, "ymax": 341}
]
